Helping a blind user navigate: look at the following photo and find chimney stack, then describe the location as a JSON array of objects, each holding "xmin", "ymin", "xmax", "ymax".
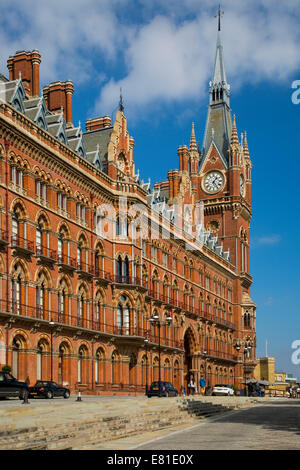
[
  {"xmin": 7, "ymin": 50, "xmax": 41, "ymax": 97},
  {"xmin": 85, "ymin": 116, "xmax": 112, "ymax": 132},
  {"xmin": 43, "ymin": 81, "xmax": 74, "ymax": 128}
]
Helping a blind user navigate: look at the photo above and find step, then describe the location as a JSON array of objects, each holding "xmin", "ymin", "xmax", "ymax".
[{"xmin": 0, "ymin": 397, "xmax": 248, "ymax": 450}]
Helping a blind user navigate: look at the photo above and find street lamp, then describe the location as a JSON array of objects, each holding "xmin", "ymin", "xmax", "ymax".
[
  {"xmin": 235, "ymin": 344, "xmax": 252, "ymax": 396},
  {"xmin": 149, "ymin": 313, "xmax": 172, "ymax": 397},
  {"xmin": 49, "ymin": 319, "xmax": 55, "ymax": 382},
  {"xmin": 202, "ymin": 349, "xmax": 207, "ymax": 388},
  {"xmin": 144, "ymin": 337, "xmax": 149, "ymax": 396}
]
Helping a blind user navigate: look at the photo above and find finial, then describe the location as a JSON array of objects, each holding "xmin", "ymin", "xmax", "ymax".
[
  {"xmin": 119, "ymin": 87, "xmax": 124, "ymax": 112},
  {"xmin": 230, "ymin": 114, "xmax": 239, "ymax": 146},
  {"xmin": 243, "ymin": 131, "xmax": 250, "ymax": 157},
  {"xmin": 215, "ymin": 4, "xmax": 224, "ymax": 31},
  {"xmin": 189, "ymin": 122, "xmax": 197, "ymax": 152}
]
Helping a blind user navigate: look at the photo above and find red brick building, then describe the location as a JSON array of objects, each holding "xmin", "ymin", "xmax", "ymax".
[{"xmin": 0, "ymin": 28, "xmax": 256, "ymax": 395}]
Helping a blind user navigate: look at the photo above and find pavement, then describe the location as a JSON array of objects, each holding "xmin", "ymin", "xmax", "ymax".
[
  {"xmin": 1, "ymin": 395, "xmax": 299, "ymax": 450},
  {"xmin": 124, "ymin": 399, "xmax": 300, "ymax": 451}
]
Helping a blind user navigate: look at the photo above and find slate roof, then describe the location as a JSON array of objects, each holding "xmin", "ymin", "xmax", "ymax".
[
  {"xmin": 202, "ymin": 29, "xmax": 232, "ymax": 165},
  {"xmin": 83, "ymin": 127, "xmax": 113, "ymax": 166}
]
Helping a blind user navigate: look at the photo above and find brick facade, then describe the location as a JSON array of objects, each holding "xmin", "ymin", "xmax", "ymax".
[{"xmin": 0, "ymin": 31, "xmax": 256, "ymax": 395}]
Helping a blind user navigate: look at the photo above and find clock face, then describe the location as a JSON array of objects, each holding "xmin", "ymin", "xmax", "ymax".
[
  {"xmin": 203, "ymin": 171, "xmax": 224, "ymax": 194},
  {"xmin": 240, "ymin": 174, "xmax": 245, "ymax": 196}
]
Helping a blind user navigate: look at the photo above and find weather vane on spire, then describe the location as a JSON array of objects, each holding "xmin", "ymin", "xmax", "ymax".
[
  {"xmin": 215, "ymin": 4, "xmax": 224, "ymax": 31},
  {"xmin": 119, "ymin": 87, "xmax": 124, "ymax": 112}
]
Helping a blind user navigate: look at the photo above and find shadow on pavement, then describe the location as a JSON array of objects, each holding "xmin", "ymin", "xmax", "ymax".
[{"xmin": 217, "ymin": 401, "xmax": 300, "ymax": 436}]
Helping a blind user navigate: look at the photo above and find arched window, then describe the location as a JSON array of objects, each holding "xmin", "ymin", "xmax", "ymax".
[
  {"xmin": 153, "ymin": 357, "xmax": 159, "ymax": 382},
  {"xmin": 11, "ymin": 262, "xmax": 27, "ymax": 316},
  {"xmin": 164, "ymin": 358, "xmax": 171, "ymax": 382},
  {"xmin": 123, "ymin": 256, "xmax": 129, "ymax": 280},
  {"xmin": 116, "ymin": 255, "xmax": 122, "ymax": 280},
  {"xmin": 117, "ymin": 295, "xmax": 131, "ymax": 335},
  {"xmin": 141, "ymin": 355, "xmax": 147, "ymax": 386},
  {"xmin": 58, "ymin": 278, "xmax": 69, "ymax": 323},
  {"xmin": 111, "ymin": 351, "xmax": 120, "ymax": 384},
  {"xmin": 58, "ymin": 342, "xmax": 71, "ymax": 386},
  {"xmin": 95, "ymin": 348, "xmax": 105, "ymax": 384},
  {"xmin": 94, "ymin": 243, "xmax": 104, "ymax": 277},
  {"xmin": 94, "ymin": 291, "xmax": 104, "ymax": 330},
  {"xmin": 36, "ymin": 339, "xmax": 49, "ymax": 380},
  {"xmin": 36, "ymin": 279, "xmax": 46, "ymax": 319},
  {"xmin": 12, "ymin": 335, "xmax": 27, "ymax": 380},
  {"xmin": 129, "ymin": 354, "xmax": 137, "ymax": 385},
  {"xmin": 78, "ymin": 345, "xmax": 88, "ymax": 384}
]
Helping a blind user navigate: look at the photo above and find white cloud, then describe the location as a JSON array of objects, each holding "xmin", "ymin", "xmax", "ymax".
[
  {"xmin": 257, "ymin": 234, "xmax": 281, "ymax": 246},
  {"xmin": 96, "ymin": 1, "xmax": 300, "ymax": 117},
  {"xmin": 0, "ymin": 0, "xmax": 300, "ymax": 118},
  {"xmin": 264, "ymin": 296, "xmax": 274, "ymax": 306}
]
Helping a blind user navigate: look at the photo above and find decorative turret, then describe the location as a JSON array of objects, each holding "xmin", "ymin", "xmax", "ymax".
[{"xmin": 189, "ymin": 122, "xmax": 197, "ymax": 152}]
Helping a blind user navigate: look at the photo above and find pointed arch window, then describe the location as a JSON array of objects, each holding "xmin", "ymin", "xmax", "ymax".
[
  {"xmin": 11, "ymin": 274, "xmax": 22, "ymax": 315},
  {"xmin": 117, "ymin": 295, "xmax": 131, "ymax": 335},
  {"xmin": 36, "ymin": 280, "xmax": 46, "ymax": 319}
]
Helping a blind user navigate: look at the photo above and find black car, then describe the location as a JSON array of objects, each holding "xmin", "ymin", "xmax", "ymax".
[
  {"xmin": 29, "ymin": 381, "xmax": 70, "ymax": 399},
  {"xmin": 147, "ymin": 381, "xmax": 178, "ymax": 397},
  {"xmin": 0, "ymin": 372, "xmax": 29, "ymax": 400}
]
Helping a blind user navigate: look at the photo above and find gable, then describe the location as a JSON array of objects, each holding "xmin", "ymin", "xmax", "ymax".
[{"xmin": 200, "ymin": 140, "xmax": 228, "ymax": 175}]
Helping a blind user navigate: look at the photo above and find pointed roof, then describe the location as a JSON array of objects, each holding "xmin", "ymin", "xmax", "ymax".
[
  {"xmin": 243, "ymin": 131, "xmax": 250, "ymax": 158},
  {"xmin": 203, "ymin": 25, "xmax": 232, "ymax": 165},
  {"xmin": 230, "ymin": 114, "xmax": 239, "ymax": 147},
  {"xmin": 212, "ymin": 31, "xmax": 227, "ymax": 87},
  {"xmin": 189, "ymin": 122, "xmax": 197, "ymax": 152}
]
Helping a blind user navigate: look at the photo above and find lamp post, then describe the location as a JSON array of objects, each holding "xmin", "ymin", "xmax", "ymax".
[
  {"xmin": 235, "ymin": 344, "xmax": 252, "ymax": 396},
  {"xmin": 49, "ymin": 319, "xmax": 55, "ymax": 382},
  {"xmin": 149, "ymin": 313, "xmax": 172, "ymax": 397},
  {"xmin": 144, "ymin": 337, "xmax": 149, "ymax": 396},
  {"xmin": 203, "ymin": 349, "xmax": 207, "ymax": 392}
]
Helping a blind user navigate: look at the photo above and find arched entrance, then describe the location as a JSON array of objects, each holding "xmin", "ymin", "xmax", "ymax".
[{"xmin": 183, "ymin": 328, "xmax": 196, "ymax": 394}]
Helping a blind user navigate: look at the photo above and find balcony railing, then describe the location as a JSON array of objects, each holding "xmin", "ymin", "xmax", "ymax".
[
  {"xmin": 0, "ymin": 300, "xmax": 182, "ymax": 349},
  {"xmin": 76, "ymin": 261, "xmax": 94, "ymax": 276},
  {"xmin": 57, "ymin": 253, "xmax": 77, "ymax": 269},
  {"xmin": 112, "ymin": 275, "xmax": 142, "ymax": 286},
  {"xmin": 205, "ymin": 349, "xmax": 238, "ymax": 362},
  {"xmin": 94, "ymin": 269, "xmax": 112, "ymax": 282},
  {"xmin": 36, "ymin": 245, "xmax": 57, "ymax": 261},
  {"xmin": 0, "ymin": 230, "xmax": 9, "ymax": 244},
  {"xmin": 147, "ymin": 290, "xmax": 235, "ymax": 330},
  {"xmin": 11, "ymin": 235, "xmax": 34, "ymax": 252}
]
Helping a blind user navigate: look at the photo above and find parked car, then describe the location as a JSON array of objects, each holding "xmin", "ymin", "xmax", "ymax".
[
  {"xmin": 212, "ymin": 384, "xmax": 234, "ymax": 396},
  {"xmin": 0, "ymin": 371, "xmax": 29, "ymax": 400},
  {"xmin": 29, "ymin": 381, "xmax": 70, "ymax": 399},
  {"xmin": 147, "ymin": 381, "xmax": 178, "ymax": 397}
]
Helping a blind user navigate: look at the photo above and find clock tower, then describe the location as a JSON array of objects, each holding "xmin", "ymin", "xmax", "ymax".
[
  {"xmin": 194, "ymin": 11, "xmax": 256, "ymax": 366},
  {"xmin": 197, "ymin": 18, "xmax": 252, "ymax": 279}
]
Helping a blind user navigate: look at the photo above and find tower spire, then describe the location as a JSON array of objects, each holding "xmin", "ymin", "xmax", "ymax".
[
  {"xmin": 189, "ymin": 122, "xmax": 197, "ymax": 152},
  {"xmin": 243, "ymin": 131, "xmax": 250, "ymax": 159},
  {"xmin": 202, "ymin": 11, "xmax": 232, "ymax": 164},
  {"xmin": 230, "ymin": 114, "xmax": 239, "ymax": 147},
  {"xmin": 119, "ymin": 87, "xmax": 124, "ymax": 112}
]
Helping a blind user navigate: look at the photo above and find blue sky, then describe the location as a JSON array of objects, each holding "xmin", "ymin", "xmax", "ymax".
[{"xmin": 1, "ymin": 0, "xmax": 300, "ymax": 378}]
